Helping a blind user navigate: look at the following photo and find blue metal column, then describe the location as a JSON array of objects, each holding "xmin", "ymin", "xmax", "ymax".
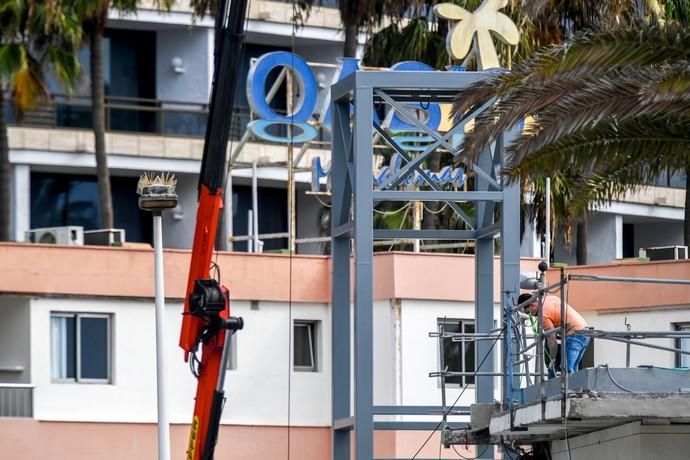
[
  {"xmin": 353, "ymin": 82, "xmax": 374, "ymax": 460},
  {"xmin": 331, "ymin": 97, "xmax": 352, "ymax": 460},
  {"xmin": 475, "ymin": 145, "xmax": 495, "ymax": 460},
  {"xmin": 500, "ymin": 131, "xmax": 522, "ymax": 408}
]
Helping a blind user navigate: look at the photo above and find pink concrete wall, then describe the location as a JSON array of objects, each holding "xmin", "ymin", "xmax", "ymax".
[
  {"xmin": 0, "ymin": 243, "xmax": 540, "ymax": 303},
  {"xmin": 546, "ymin": 260, "xmax": 690, "ymax": 310},
  {"xmin": 0, "ymin": 420, "xmax": 330, "ymax": 460},
  {"xmin": 0, "ymin": 420, "xmax": 488, "ymax": 460}
]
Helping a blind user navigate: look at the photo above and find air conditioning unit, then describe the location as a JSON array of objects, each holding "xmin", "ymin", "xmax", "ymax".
[
  {"xmin": 25, "ymin": 226, "xmax": 84, "ymax": 245},
  {"xmin": 84, "ymin": 228, "xmax": 126, "ymax": 247},
  {"xmin": 645, "ymin": 245, "xmax": 689, "ymax": 261}
]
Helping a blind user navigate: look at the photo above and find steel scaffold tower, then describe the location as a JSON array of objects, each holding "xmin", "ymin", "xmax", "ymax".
[{"xmin": 329, "ymin": 70, "xmax": 521, "ymax": 460}]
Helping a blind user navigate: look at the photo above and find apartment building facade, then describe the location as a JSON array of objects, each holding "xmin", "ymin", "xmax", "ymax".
[{"xmin": 3, "ymin": 1, "xmax": 683, "ymax": 263}]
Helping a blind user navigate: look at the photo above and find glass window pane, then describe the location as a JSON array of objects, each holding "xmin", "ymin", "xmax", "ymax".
[
  {"xmin": 441, "ymin": 320, "xmax": 462, "ymax": 385},
  {"xmin": 80, "ymin": 317, "xmax": 109, "ymax": 380},
  {"xmin": 294, "ymin": 323, "xmax": 313, "ymax": 369},
  {"xmin": 464, "ymin": 323, "xmax": 475, "ymax": 385},
  {"xmin": 51, "ymin": 316, "xmax": 76, "ymax": 379}
]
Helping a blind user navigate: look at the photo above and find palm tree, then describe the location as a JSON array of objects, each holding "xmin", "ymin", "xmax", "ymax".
[
  {"xmin": 452, "ymin": 18, "xmax": 690, "ymax": 251},
  {"xmin": 0, "ymin": 0, "xmax": 81, "ymax": 240},
  {"xmin": 75, "ymin": 0, "xmax": 173, "ymax": 230}
]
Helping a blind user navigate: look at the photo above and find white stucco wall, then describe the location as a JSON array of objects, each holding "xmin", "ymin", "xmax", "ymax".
[
  {"xmin": 0, "ymin": 297, "xmax": 31, "ymax": 384},
  {"xmin": 580, "ymin": 305, "xmax": 690, "ymax": 369},
  {"xmin": 30, "ymin": 297, "xmax": 331, "ymax": 426},
  {"xmin": 399, "ymin": 299, "xmax": 503, "ymax": 420}
]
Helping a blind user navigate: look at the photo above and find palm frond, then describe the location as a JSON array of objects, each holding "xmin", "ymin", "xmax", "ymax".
[
  {"xmin": 505, "ymin": 65, "xmax": 690, "ymax": 164},
  {"xmin": 0, "ymin": 43, "xmax": 26, "ymax": 79},
  {"xmin": 505, "ymin": 116, "xmax": 690, "ymax": 180}
]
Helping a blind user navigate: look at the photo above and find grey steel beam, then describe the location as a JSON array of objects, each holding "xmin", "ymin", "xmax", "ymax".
[
  {"xmin": 354, "ymin": 84, "xmax": 375, "ymax": 460},
  {"xmin": 373, "ymin": 229, "xmax": 476, "ymax": 240},
  {"xmin": 334, "ymin": 416, "xmax": 356, "ymax": 431},
  {"xmin": 374, "ymin": 191, "xmax": 503, "ymax": 202},
  {"xmin": 374, "ymin": 421, "xmax": 469, "ymax": 430},
  {"xmin": 472, "ymin": 164, "xmax": 501, "ymax": 190},
  {"xmin": 500, "ymin": 130, "xmax": 522, "ymax": 414},
  {"xmin": 373, "ymin": 405, "xmax": 471, "ymax": 415},
  {"xmin": 372, "ymin": 122, "xmax": 474, "ymax": 228},
  {"xmin": 332, "ymin": 102, "xmax": 353, "ymax": 228},
  {"xmin": 331, "ymin": 72, "xmax": 356, "ymax": 103},
  {"xmin": 378, "ymin": 120, "xmax": 465, "ymax": 192},
  {"xmin": 331, "ymin": 96, "xmax": 352, "ymax": 460},
  {"xmin": 475, "ymin": 223, "xmax": 502, "ymax": 240},
  {"xmin": 474, "ymin": 141, "xmax": 496, "ymax": 460},
  {"xmin": 569, "ymin": 274, "xmax": 690, "ymax": 285},
  {"xmin": 357, "ymin": 70, "xmax": 489, "ymax": 89},
  {"xmin": 333, "ymin": 223, "xmax": 353, "ymax": 238},
  {"xmin": 376, "ymin": 90, "xmax": 456, "ymax": 152}
]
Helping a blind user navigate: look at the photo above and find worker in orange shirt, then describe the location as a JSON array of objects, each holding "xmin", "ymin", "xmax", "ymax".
[{"xmin": 518, "ymin": 293, "xmax": 590, "ymax": 374}]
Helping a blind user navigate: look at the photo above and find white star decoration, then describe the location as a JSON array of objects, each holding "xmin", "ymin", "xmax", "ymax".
[{"xmin": 434, "ymin": 0, "xmax": 519, "ymax": 70}]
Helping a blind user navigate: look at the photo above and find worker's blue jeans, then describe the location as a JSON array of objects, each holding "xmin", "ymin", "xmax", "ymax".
[
  {"xmin": 565, "ymin": 334, "xmax": 590, "ymax": 373},
  {"xmin": 547, "ymin": 334, "xmax": 591, "ymax": 378}
]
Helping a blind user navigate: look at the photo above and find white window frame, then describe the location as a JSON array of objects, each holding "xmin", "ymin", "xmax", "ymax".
[
  {"xmin": 294, "ymin": 320, "xmax": 319, "ymax": 372},
  {"xmin": 51, "ymin": 312, "xmax": 112, "ymax": 384},
  {"xmin": 438, "ymin": 318, "xmax": 475, "ymax": 387}
]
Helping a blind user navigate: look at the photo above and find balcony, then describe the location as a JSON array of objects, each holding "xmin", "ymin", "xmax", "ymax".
[
  {"xmin": 0, "ymin": 384, "xmax": 33, "ymax": 418},
  {"xmin": 3, "ymin": 93, "xmax": 332, "ymax": 165}
]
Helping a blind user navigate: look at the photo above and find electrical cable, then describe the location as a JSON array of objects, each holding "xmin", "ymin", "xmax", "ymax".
[
  {"xmin": 422, "ymin": 202, "xmax": 449, "ymax": 214},
  {"xmin": 410, "ymin": 328, "xmax": 505, "ymax": 460},
  {"xmin": 388, "ymin": 203, "xmax": 411, "ymax": 252},
  {"xmin": 451, "ymin": 445, "xmax": 489, "ymax": 460},
  {"xmin": 374, "ymin": 202, "xmax": 411, "ymax": 215},
  {"xmin": 563, "ymin": 285, "xmax": 572, "ymax": 460},
  {"xmin": 599, "ymin": 364, "xmax": 634, "ymax": 393},
  {"xmin": 286, "ymin": 3, "xmax": 296, "ymax": 458},
  {"xmin": 312, "ymin": 193, "xmax": 332, "ymax": 208}
]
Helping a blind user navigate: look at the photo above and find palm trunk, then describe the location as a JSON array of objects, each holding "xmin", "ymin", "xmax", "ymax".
[
  {"xmin": 0, "ymin": 89, "xmax": 11, "ymax": 241},
  {"xmin": 343, "ymin": 22, "xmax": 358, "ymax": 58},
  {"xmin": 90, "ymin": 31, "xmax": 114, "ymax": 229},
  {"xmin": 576, "ymin": 220, "xmax": 588, "ymax": 265},
  {"xmin": 684, "ymin": 164, "xmax": 690, "ymax": 246}
]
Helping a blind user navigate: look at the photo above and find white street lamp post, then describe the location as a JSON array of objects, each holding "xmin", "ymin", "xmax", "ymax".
[{"xmin": 137, "ymin": 173, "xmax": 178, "ymax": 460}]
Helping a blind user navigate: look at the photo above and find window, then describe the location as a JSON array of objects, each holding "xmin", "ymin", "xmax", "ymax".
[
  {"xmin": 675, "ymin": 323, "xmax": 690, "ymax": 368},
  {"xmin": 51, "ymin": 313, "xmax": 111, "ymax": 382},
  {"xmin": 31, "ymin": 172, "xmax": 152, "ymax": 244},
  {"xmin": 294, "ymin": 320, "xmax": 319, "ymax": 372},
  {"xmin": 439, "ymin": 318, "xmax": 475, "ymax": 386}
]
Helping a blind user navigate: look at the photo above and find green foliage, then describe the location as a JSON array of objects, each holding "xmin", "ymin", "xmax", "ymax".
[
  {"xmin": 452, "ymin": 14, "xmax": 690, "ymax": 244},
  {"xmin": 0, "ymin": 0, "xmax": 83, "ymax": 111},
  {"xmin": 364, "ymin": 17, "xmax": 449, "ymax": 68}
]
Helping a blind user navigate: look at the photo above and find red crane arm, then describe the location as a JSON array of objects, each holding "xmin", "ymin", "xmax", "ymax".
[{"xmin": 180, "ymin": 0, "xmax": 248, "ymax": 459}]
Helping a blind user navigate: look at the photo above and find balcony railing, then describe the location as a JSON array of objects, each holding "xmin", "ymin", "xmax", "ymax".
[
  {"xmin": 3, "ymin": 93, "xmax": 249, "ymax": 140},
  {"xmin": 3, "ymin": 93, "xmax": 332, "ymax": 148},
  {"xmin": 0, "ymin": 384, "xmax": 33, "ymax": 418}
]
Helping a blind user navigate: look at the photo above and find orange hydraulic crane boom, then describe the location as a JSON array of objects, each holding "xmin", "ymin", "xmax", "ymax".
[{"xmin": 180, "ymin": 1, "xmax": 247, "ymax": 459}]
